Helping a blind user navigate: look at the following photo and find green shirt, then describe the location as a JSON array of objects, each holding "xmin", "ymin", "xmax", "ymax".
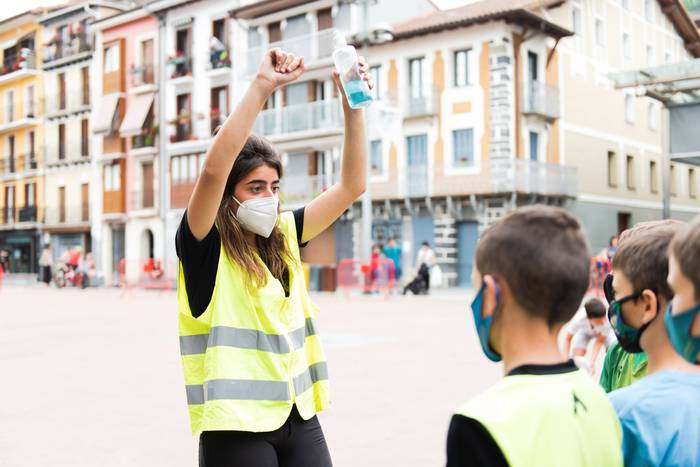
[{"xmin": 599, "ymin": 343, "xmax": 648, "ymax": 393}]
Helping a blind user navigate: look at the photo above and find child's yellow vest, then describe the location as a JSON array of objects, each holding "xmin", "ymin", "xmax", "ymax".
[{"xmin": 177, "ymin": 212, "xmax": 329, "ymax": 435}]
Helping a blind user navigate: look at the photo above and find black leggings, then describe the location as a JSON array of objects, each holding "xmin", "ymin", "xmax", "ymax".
[{"xmin": 199, "ymin": 406, "xmax": 333, "ymax": 467}]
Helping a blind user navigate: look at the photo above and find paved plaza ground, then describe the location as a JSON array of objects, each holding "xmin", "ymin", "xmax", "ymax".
[{"xmin": 0, "ymin": 284, "xmax": 502, "ymax": 466}]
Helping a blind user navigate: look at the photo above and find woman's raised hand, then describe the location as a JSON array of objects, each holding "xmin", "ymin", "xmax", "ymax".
[{"xmin": 256, "ymin": 48, "xmax": 305, "ymax": 92}]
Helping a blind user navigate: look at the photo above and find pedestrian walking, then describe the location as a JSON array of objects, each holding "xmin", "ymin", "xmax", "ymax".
[
  {"xmin": 176, "ymin": 48, "xmax": 372, "ymax": 467},
  {"xmin": 383, "ymin": 238, "xmax": 402, "ymax": 283},
  {"xmin": 415, "ymin": 241, "xmax": 436, "ymax": 293},
  {"xmin": 38, "ymin": 244, "xmax": 53, "ymax": 286}
]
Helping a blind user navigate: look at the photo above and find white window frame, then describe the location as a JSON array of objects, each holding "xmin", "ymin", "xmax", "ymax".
[
  {"xmin": 172, "ymin": 157, "xmax": 181, "ymax": 183},
  {"xmin": 625, "ymin": 94, "xmax": 635, "ymax": 124},
  {"xmin": 369, "ymin": 64, "xmax": 382, "ymax": 100},
  {"xmin": 104, "ymin": 43, "xmax": 120, "ymax": 73},
  {"xmin": 453, "ymin": 49, "xmax": 471, "ymax": 87},
  {"xmin": 622, "ymin": 32, "xmax": 631, "ymax": 60},
  {"xmin": 452, "ymin": 128, "xmax": 475, "ymax": 168},
  {"xmin": 5, "ymin": 90, "xmax": 14, "ymax": 122},
  {"xmin": 369, "ymin": 139, "xmax": 383, "ymax": 176},
  {"xmin": 645, "ymin": 0, "xmax": 654, "ymax": 22},
  {"xmin": 595, "ymin": 18, "xmax": 605, "ymax": 47}
]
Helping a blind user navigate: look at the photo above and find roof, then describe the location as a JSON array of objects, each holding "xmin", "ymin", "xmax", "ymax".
[
  {"xmin": 659, "ymin": 0, "xmax": 700, "ymax": 57},
  {"xmin": 230, "ymin": 0, "xmax": 315, "ymax": 19},
  {"xmin": 392, "ymin": 0, "xmax": 570, "ymax": 40}
]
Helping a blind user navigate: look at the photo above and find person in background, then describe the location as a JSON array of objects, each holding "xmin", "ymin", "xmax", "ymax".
[
  {"xmin": 446, "ymin": 206, "xmax": 622, "ymax": 467},
  {"xmin": 415, "ymin": 241, "xmax": 436, "ymax": 293},
  {"xmin": 383, "ymin": 238, "xmax": 402, "ymax": 285},
  {"xmin": 606, "ymin": 220, "xmax": 700, "ymax": 466},
  {"xmin": 0, "ymin": 249, "xmax": 10, "ymax": 273},
  {"xmin": 563, "ymin": 298, "xmax": 616, "ymax": 373},
  {"xmin": 39, "ymin": 244, "xmax": 53, "ymax": 286}
]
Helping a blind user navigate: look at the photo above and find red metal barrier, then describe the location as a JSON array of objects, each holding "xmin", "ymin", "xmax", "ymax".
[
  {"xmin": 118, "ymin": 258, "xmax": 176, "ymax": 291},
  {"xmin": 337, "ymin": 258, "xmax": 395, "ymax": 298}
]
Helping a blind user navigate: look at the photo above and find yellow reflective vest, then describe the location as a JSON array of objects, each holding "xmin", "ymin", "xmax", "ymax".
[
  {"xmin": 177, "ymin": 212, "xmax": 330, "ymax": 435},
  {"xmin": 456, "ymin": 369, "xmax": 623, "ymax": 467}
]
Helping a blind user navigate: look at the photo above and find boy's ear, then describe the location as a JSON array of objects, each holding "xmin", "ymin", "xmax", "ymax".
[
  {"xmin": 640, "ymin": 289, "xmax": 660, "ymax": 324},
  {"xmin": 482, "ymin": 275, "xmax": 499, "ymax": 319}
]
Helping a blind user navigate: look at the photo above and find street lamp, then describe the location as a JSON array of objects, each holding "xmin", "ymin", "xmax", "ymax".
[{"xmin": 349, "ymin": 0, "xmax": 394, "ymax": 261}]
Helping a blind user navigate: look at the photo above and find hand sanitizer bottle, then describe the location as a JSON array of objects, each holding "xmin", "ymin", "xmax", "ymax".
[{"xmin": 332, "ymin": 30, "xmax": 372, "ymax": 109}]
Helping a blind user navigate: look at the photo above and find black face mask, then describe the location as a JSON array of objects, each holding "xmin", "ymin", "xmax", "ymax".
[{"xmin": 604, "ymin": 274, "xmax": 654, "ymax": 354}]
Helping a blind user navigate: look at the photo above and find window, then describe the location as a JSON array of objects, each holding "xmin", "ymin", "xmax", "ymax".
[
  {"xmin": 81, "ymin": 119, "xmax": 89, "ymax": 157},
  {"xmin": 104, "ymin": 43, "xmax": 120, "ymax": 73},
  {"xmin": 370, "ymin": 139, "xmax": 383, "ymax": 175},
  {"xmin": 5, "ymin": 90, "xmax": 14, "ymax": 122},
  {"xmin": 370, "ymin": 65, "xmax": 382, "ymax": 99},
  {"xmin": 648, "ymin": 103, "xmax": 657, "ymax": 131},
  {"xmin": 27, "ymin": 131, "xmax": 35, "ymax": 162},
  {"xmin": 650, "ymin": 160, "xmax": 658, "ymax": 193},
  {"xmin": 626, "ymin": 155, "xmax": 636, "ymax": 190},
  {"xmin": 645, "ymin": 0, "xmax": 654, "ymax": 22},
  {"xmin": 452, "ymin": 129, "xmax": 474, "ymax": 167},
  {"xmin": 690, "ymin": 168, "xmax": 697, "ymax": 198},
  {"xmin": 104, "ymin": 163, "xmax": 120, "ymax": 192},
  {"xmin": 25, "ymin": 85, "xmax": 35, "ymax": 117},
  {"xmin": 171, "ymin": 154, "xmax": 202, "ymax": 184},
  {"xmin": 7, "ymin": 135, "xmax": 15, "ymax": 172},
  {"xmin": 625, "ymin": 95, "xmax": 634, "ymax": 124},
  {"xmin": 81, "ymin": 66, "xmax": 90, "ymax": 106},
  {"xmin": 58, "ymin": 123, "xmax": 65, "ymax": 160},
  {"xmin": 25, "ymin": 182, "xmax": 36, "ymax": 207},
  {"xmin": 58, "ymin": 73, "xmax": 66, "ymax": 110},
  {"xmin": 646, "ymin": 45, "xmax": 654, "ymax": 66},
  {"xmin": 453, "ymin": 49, "xmax": 471, "ymax": 87},
  {"xmin": 608, "ymin": 151, "xmax": 617, "ymax": 187},
  {"xmin": 212, "ymin": 18, "xmax": 227, "ymax": 45},
  {"xmin": 572, "ymin": 7, "xmax": 583, "ymax": 36},
  {"xmin": 623, "ymin": 33, "xmax": 631, "ymax": 60},
  {"xmin": 595, "ymin": 19, "xmax": 604, "ymax": 46},
  {"xmin": 210, "ymin": 86, "xmax": 228, "ymax": 133},
  {"xmin": 670, "ymin": 164, "xmax": 677, "ymax": 196},
  {"xmin": 529, "ymin": 131, "xmax": 539, "ymax": 161},
  {"xmin": 408, "ymin": 57, "xmax": 424, "ymax": 99},
  {"xmin": 665, "ymin": 51, "xmax": 672, "ymax": 64}
]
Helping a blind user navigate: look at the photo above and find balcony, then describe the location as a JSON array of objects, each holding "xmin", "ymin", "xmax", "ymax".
[
  {"xmin": 167, "ymin": 53, "xmax": 193, "ymax": 79},
  {"xmin": 131, "ymin": 127, "xmax": 157, "ymax": 150},
  {"xmin": 522, "ymin": 81, "xmax": 560, "ymax": 121},
  {"xmin": 0, "ymin": 154, "xmax": 38, "ymax": 179},
  {"xmin": 18, "ymin": 206, "xmax": 37, "ymax": 223},
  {"xmin": 0, "ymin": 52, "xmax": 38, "ymax": 84},
  {"xmin": 405, "ymin": 165, "xmax": 429, "ymax": 198},
  {"xmin": 489, "ymin": 159, "xmax": 577, "ymax": 197},
  {"xmin": 43, "ymin": 205, "xmax": 90, "ymax": 226},
  {"xmin": 45, "ymin": 90, "xmax": 89, "ymax": 117},
  {"xmin": 129, "ymin": 64, "xmax": 157, "ymax": 88},
  {"xmin": 1, "ymin": 207, "xmax": 15, "ymax": 225},
  {"xmin": 169, "ymin": 118, "xmax": 193, "ymax": 143},
  {"xmin": 252, "ymin": 99, "xmax": 343, "ymax": 139},
  {"xmin": 0, "ymin": 99, "xmax": 41, "ymax": 132},
  {"xmin": 43, "ymin": 34, "xmax": 92, "ymax": 66},
  {"xmin": 129, "ymin": 189, "xmax": 155, "ymax": 211},
  {"xmin": 280, "ymin": 174, "xmax": 330, "ymax": 207},
  {"xmin": 404, "ymin": 86, "xmax": 440, "ymax": 118},
  {"xmin": 246, "ymin": 29, "xmax": 337, "ymax": 75},
  {"xmin": 209, "ymin": 46, "xmax": 231, "ymax": 71}
]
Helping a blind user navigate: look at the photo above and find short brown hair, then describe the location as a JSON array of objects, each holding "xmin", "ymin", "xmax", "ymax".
[
  {"xmin": 475, "ymin": 205, "xmax": 591, "ymax": 327},
  {"xmin": 584, "ymin": 298, "xmax": 606, "ymax": 318},
  {"xmin": 613, "ymin": 220, "xmax": 684, "ymax": 302},
  {"xmin": 670, "ymin": 215, "xmax": 700, "ymax": 301}
]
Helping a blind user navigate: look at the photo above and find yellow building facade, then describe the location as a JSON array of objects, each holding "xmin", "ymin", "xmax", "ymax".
[{"xmin": 0, "ymin": 10, "xmax": 44, "ymax": 273}]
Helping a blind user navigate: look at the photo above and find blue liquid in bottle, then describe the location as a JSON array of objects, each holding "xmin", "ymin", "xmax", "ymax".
[{"xmin": 343, "ymin": 79, "xmax": 373, "ymax": 109}]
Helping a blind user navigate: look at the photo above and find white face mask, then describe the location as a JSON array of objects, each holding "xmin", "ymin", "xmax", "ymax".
[{"xmin": 232, "ymin": 196, "xmax": 279, "ymax": 238}]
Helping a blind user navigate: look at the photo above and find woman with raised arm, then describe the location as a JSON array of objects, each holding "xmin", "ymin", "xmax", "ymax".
[{"xmin": 175, "ymin": 48, "xmax": 372, "ymax": 467}]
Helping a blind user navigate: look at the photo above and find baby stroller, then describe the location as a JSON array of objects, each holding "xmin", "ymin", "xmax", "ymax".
[{"xmin": 403, "ymin": 264, "xmax": 429, "ymax": 295}]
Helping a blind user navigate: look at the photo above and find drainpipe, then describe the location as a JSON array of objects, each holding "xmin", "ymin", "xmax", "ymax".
[{"xmin": 157, "ymin": 13, "xmax": 169, "ymax": 270}]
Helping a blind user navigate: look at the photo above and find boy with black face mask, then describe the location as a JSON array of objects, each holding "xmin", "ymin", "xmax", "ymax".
[
  {"xmin": 607, "ymin": 220, "xmax": 700, "ymax": 466},
  {"xmin": 446, "ymin": 206, "xmax": 622, "ymax": 467}
]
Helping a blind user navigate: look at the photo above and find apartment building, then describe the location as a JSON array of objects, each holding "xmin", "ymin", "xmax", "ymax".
[
  {"xmin": 40, "ymin": 2, "xmax": 129, "ymax": 268},
  {"xmin": 547, "ymin": 0, "xmax": 700, "ymax": 252},
  {"xmin": 0, "ymin": 10, "xmax": 44, "ymax": 274},
  {"xmin": 91, "ymin": 6, "xmax": 160, "ymax": 284}
]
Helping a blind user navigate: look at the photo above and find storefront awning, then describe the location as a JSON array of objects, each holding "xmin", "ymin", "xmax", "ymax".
[
  {"xmin": 93, "ymin": 93, "xmax": 121, "ymax": 134},
  {"xmin": 119, "ymin": 93, "xmax": 154, "ymax": 137}
]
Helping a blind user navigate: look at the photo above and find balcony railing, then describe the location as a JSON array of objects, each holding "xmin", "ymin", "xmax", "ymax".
[
  {"xmin": 0, "ymin": 154, "xmax": 38, "ymax": 175},
  {"xmin": 45, "ymin": 90, "xmax": 89, "ymax": 116},
  {"xmin": 280, "ymin": 174, "xmax": 329, "ymax": 207},
  {"xmin": 522, "ymin": 81, "xmax": 560, "ymax": 120},
  {"xmin": 1, "ymin": 99, "xmax": 40, "ymax": 125},
  {"xmin": 209, "ymin": 46, "xmax": 231, "ymax": 70},
  {"xmin": 44, "ymin": 205, "xmax": 89, "ymax": 225},
  {"xmin": 246, "ymin": 29, "xmax": 338, "ymax": 75},
  {"xmin": 253, "ymin": 99, "xmax": 343, "ymax": 137},
  {"xmin": 1, "ymin": 207, "xmax": 15, "ymax": 225},
  {"xmin": 18, "ymin": 205, "xmax": 37, "ymax": 223},
  {"xmin": 1, "ymin": 52, "xmax": 37, "ymax": 78},
  {"xmin": 170, "ymin": 119, "xmax": 192, "ymax": 143},
  {"xmin": 129, "ymin": 64, "xmax": 156, "ymax": 87},
  {"xmin": 129, "ymin": 189, "xmax": 155, "ymax": 211},
  {"xmin": 132, "ymin": 127, "xmax": 157, "ymax": 149},
  {"xmin": 489, "ymin": 159, "xmax": 577, "ymax": 197},
  {"xmin": 405, "ymin": 86, "xmax": 440, "ymax": 118},
  {"xmin": 43, "ymin": 34, "xmax": 91, "ymax": 63},
  {"xmin": 406, "ymin": 165, "xmax": 429, "ymax": 198},
  {"xmin": 168, "ymin": 53, "xmax": 193, "ymax": 79}
]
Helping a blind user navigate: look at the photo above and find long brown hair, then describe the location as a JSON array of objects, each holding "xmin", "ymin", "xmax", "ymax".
[{"xmin": 215, "ymin": 134, "xmax": 296, "ymax": 290}]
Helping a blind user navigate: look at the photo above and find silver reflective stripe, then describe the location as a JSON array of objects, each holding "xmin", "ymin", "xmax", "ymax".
[
  {"xmin": 305, "ymin": 317, "xmax": 317, "ymax": 337},
  {"xmin": 186, "ymin": 384, "xmax": 205, "ymax": 405},
  {"xmin": 205, "ymin": 379, "xmax": 290, "ymax": 401},
  {"xmin": 180, "ymin": 334, "xmax": 209, "ymax": 356},
  {"xmin": 293, "ymin": 362, "xmax": 329, "ymax": 396},
  {"xmin": 209, "ymin": 326, "xmax": 290, "ymax": 354}
]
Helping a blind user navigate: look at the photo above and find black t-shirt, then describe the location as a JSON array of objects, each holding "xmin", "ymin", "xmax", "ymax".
[
  {"xmin": 446, "ymin": 360, "xmax": 579, "ymax": 467},
  {"xmin": 175, "ymin": 208, "xmax": 306, "ymax": 318}
]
